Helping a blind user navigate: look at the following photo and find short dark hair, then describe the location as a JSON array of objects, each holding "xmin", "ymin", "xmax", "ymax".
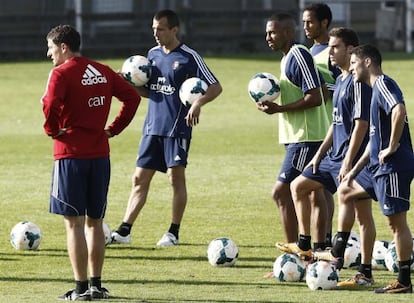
[
  {"xmin": 267, "ymin": 13, "xmax": 296, "ymax": 30},
  {"xmin": 352, "ymin": 44, "xmax": 382, "ymax": 67},
  {"xmin": 154, "ymin": 9, "xmax": 179, "ymax": 29},
  {"xmin": 329, "ymin": 27, "xmax": 359, "ymax": 47},
  {"xmin": 46, "ymin": 25, "xmax": 80, "ymax": 52},
  {"xmin": 304, "ymin": 2, "xmax": 332, "ymax": 28}
]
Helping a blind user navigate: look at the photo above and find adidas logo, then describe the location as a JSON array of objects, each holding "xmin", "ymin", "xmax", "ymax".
[
  {"xmin": 81, "ymin": 64, "xmax": 107, "ymax": 86},
  {"xmin": 174, "ymin": 155, "xmax": 181, "ymax": 161},
  {"xmin": 280, "ymin": 172, "xmax": 287, "ymax": 179}
]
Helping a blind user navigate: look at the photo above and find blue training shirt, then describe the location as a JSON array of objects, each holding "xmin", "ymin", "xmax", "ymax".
[
  {"xmin": 284, "ymin": 44, "xmax": 322, "ymax": 93},
  {"xmin": 144, "ymin": 43, "xmax": 219, "ymax": 139},
  {"xmin": 369, "ymin": 74, "xmax": 414, "ymax": 176},
  {"xmin": 329, "ymin": 74, "xmax": 371, "ymax": 162}
]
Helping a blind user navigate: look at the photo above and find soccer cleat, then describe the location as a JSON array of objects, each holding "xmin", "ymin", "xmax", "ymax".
[
  {"xmin": 313, "ymin": 250, "xmax": 344, "ymax": 270},
  {"xmin": 110, "ymin": 231, "xmax": 131, "ymax": 244},
  {"xmin": 275, "ymin": 242, "xmax": 312, "ymax": 259},
  {"xmin": 337, "ymin": 273, "xmax": 374, "ymax": 287},
  {"xmin": 156, "ymin": 232, "xmax": 179, "ymax": 247},
  {"xmin": 58, "ymin": 289, "xmax": 91, "ymax": 301},
  {"xmin": 90, "ymin": 286, "xmax": 110, "ymax": 299},
  {"xmin": 374, "ymin": 280, "xmax": 413, "ymax": 294}
]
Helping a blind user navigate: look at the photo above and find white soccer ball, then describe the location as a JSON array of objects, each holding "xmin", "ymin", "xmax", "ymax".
[
  {"xmin": 179, "ymin": 77, "xmax": 208, "ymax": 107},
  {"xmin": 121, "ymin": 55, "xmax": 151, "ymax": 86},
  {"xmin": 207, "ymin": 237, "xmax": 239, "ymax": 267},
  {"xmin": 10, "ymin": 221, "xmax": 42, "ymax": 250},
  {"xmin": 84, "ymin": 221, "xmax": 112, "ymax": 246},
  {"xmin": 102, "ymin": 221, "xmax": 112, "ymax": 245},
  {"xmin": 348, "ymin": 230, "xmax": 360, "ymax": 243},
  {"xmin": 306, "ymin": 261, "xmax": 339, "ymax": 290},
  {"xmin": 385, "ymin": 241, "xmax": 399, "ymax": 272},
  {"xmin": 384, "ymin": 241, "xmax": 414, "ymax": 272},
  {"xmin": 343, "ymin": 232, "xmax": 361, "ymax": 269},
  {"xmin": 371, "ymin": 240, "xmax": 389, "ymax": 270},
  {"xmin": 273, "ymin": 253, "xmax": 306, "ymax": 282},
  {"xmin": 247, "ymin": 72, "xmax": 280, "ymax": 103}
]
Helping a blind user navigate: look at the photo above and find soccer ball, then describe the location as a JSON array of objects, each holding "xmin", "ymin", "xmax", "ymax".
[
  {"xmin": 371, "ymin": 240, "xmax": 389, "ymax": 270},
  {"xmin": 384, "ymin": 241, "xmax": 414, "ymax": 272},
  {"xmin": 207, "ymin": 237, "xmax": 239, "ymax": 267},
  {"xmin": 102, "ymin": 221, "xmax": 111, "ymax": 245},
  {"xmin": 348, "ymin": 230, "xmax": 360, "ymax": 243},
  {"xmin": 306, "ymin": 261, "xmax": 339, "ymax": 290},
  {"xmin": 343, "ymin": 232, "xmax": 361, "ymax": 269},
  {"xmin": 273, "ymin": 253, "xmax": 306, "ymax": 282},
  {"xmin": 179, "ymin": 77, "xmax": 208, "ymax": 107},
  {"xmin": 84, "ymin": 221, "xmax": 112, "ymax": 246},
  {"xmin": 121, "ymin": 55, "xmax": 152, "ymax": 86},
  {"xmin": 385, "ymin": 241, "xmax": 399, "ymax": 272},
  {"xmin": 10, "ymin": 221, "xmax": 42, "ymax": 250},
  {"xmin": 247, "ymin": 72, "xmax": 280, "ymax": 103}
]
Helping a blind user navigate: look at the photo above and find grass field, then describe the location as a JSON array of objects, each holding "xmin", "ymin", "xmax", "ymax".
[{"xmin": 1, "ymin": 53, "xmax": 414, "ymax": 302}]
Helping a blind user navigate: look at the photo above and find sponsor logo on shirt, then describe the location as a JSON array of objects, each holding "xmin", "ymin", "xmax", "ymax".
[
  {"xmin": 172, "ymin": 61, "xmax": 180, "ymax": 70},
  {"xmin": 150, "ymin": 77, "xmax": 175, "ymax": 95},
  {"xmin": 332, "ymin": 107, "xmax": 343, "ymax": 124},
  {"xmin": 369, "ymin": 125, "xmax": 376, "ymax": 136},
  {"xmin": 81, "ymin": 64, "xmax": 107, "ymax": 86}
]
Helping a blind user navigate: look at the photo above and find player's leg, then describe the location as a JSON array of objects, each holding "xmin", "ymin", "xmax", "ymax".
[
  {"xmin": 156, "ymin": 137, "xmax": 190, "ymax": 247},
  {"xmin": 272, "ymin": 180, "xmax": 298, "ymax": 243},
  {"xmin": 375, "ymin": 171, "xmax": 413, "ymax": 293},
  {"xmin": 50, "ymin": 159, "xmax": 91, "ymax": 300},
  {"xmin": 155, "ymin": 165, "xmax": 187, "ymax": 246},
  {"xmin": 111, "ymin": 167, "xmax": 156, "ymax": 244},
  {"xmin": 112, "ymin": 135, "xmax": 161, "ymax": 244},
  {"xmin": 355, "ymin": 199, "xmax": 375, "ymax": 279},
  {"xmin": 122, "ymin": 167, "xmax": 156, "ymax": 224},
  {"xmin": 291, "ymin": 175, "xmax": 324, "ymax": 250},
  {"xmin": 337, "ymin": 198, "xmax": 375, "ymax": 287},
  {"xmin": 85, "ymin": 157, "xmax": 111, "ymax": 299},
  {"xmin": 315, "ymin": 170, "xmax": 371, "ymax": 269},
  {"xmin": 85, "ymin": 216, "xmax": 109, "ymax": 298},
  {"xmin": 310, "ymin": 188, "xmax": 328, "ymax": 250},
  {"xmin": 62, "ymin": 215, "xmax": 91, "ymax": 300},
  {"xmin": 168, "ymin": 165, "xmax": 187, "ymax": 225},
  {"xmin": 374, "ymin": 211, "xmax": 413, "ymax": 293},
  {"xmin": 389, "ymin": 212, "xmax": 412, "ymax": 284},
  {"xmin": 323, "ymin": 189, "xmax": 335, "ymax": 247}
]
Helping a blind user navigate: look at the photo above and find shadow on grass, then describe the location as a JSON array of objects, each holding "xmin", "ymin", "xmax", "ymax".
[{"xmin": 133, "ymin": 300, "xmax": 291, "ymax": 303}]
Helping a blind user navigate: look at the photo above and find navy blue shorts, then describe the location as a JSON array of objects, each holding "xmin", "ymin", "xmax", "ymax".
[
  {"xmin": 137, "ymin": 135, "xmax": 191, "ymax": 173},
  {"xmin": 277, "ymin": 142, "xmax": 321, "ymax": 184},
  {"xmin": 49, "ymin": 158, "xmax": 110, "ymax": 219},
  {"xmin": 301, "ymin": 156, "xmax": 340, "ymax": 194},
  {"xmin": 356, "ymin": 167, "xmax": 412, "ymax": 216}
]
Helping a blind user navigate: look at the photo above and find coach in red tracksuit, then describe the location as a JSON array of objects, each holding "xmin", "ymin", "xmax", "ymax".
[{"xmin": 41, "ymin": 24, "xmax": 140, "ymax": 301}]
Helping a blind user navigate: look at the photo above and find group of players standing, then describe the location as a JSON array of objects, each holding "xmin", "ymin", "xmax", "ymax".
[
  {"xmin": 41, "ymin": 3, "xmax": 413, "ymax": 301},
  {"xmin": 257, "ymin": 2, "xmax": 414, "ymax": 295}
]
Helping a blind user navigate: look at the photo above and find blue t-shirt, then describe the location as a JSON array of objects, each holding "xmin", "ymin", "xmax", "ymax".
[
  {"xmin": 284, "ymin": 44, "xmax": 322, "ymax": 93},
  {"xmin": 368, "ymin": 74, "xmax": 414, "ymax": 176},
  {"xmin": 329, "ymin": 74, "xmax": 371, "ymax": 162},
  {"xmin": 144, "ymin": 43, "xmax": 218, "ymax": 138}
]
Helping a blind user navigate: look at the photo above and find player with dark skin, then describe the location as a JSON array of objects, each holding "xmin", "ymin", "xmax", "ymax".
[{"xmin": 257, "ymin": 14, "xmax": 330, "ymax": 257}]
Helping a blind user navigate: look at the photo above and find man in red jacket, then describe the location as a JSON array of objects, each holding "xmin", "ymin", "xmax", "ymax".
[{"xmin": 41, "ymin": 24, "xmax": 140, "ymax": 301}]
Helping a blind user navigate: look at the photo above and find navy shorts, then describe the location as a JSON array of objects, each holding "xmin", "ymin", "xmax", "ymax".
[
  {"xmin": 277, "ymin": 142, "xmax": 321, "ymax": 184},
  {"xmin": 301, "ymin": 156, "xmax": 340, "ymax": 194},
  {"xmin": 49, "ymin": 158, "xmax": 110, "ymax": 219},
  {"xmin": 356, "ymin": 168, "xmax": 412, "ymax": 216},
  {"xmin": 137, "ymin": 135, "xmax": 191, "ymax": 173}
]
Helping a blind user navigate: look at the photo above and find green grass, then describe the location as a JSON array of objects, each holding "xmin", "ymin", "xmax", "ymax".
[{"xmin": 1, "ymin": 54, "xmax": 414, "ymax": 302}]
